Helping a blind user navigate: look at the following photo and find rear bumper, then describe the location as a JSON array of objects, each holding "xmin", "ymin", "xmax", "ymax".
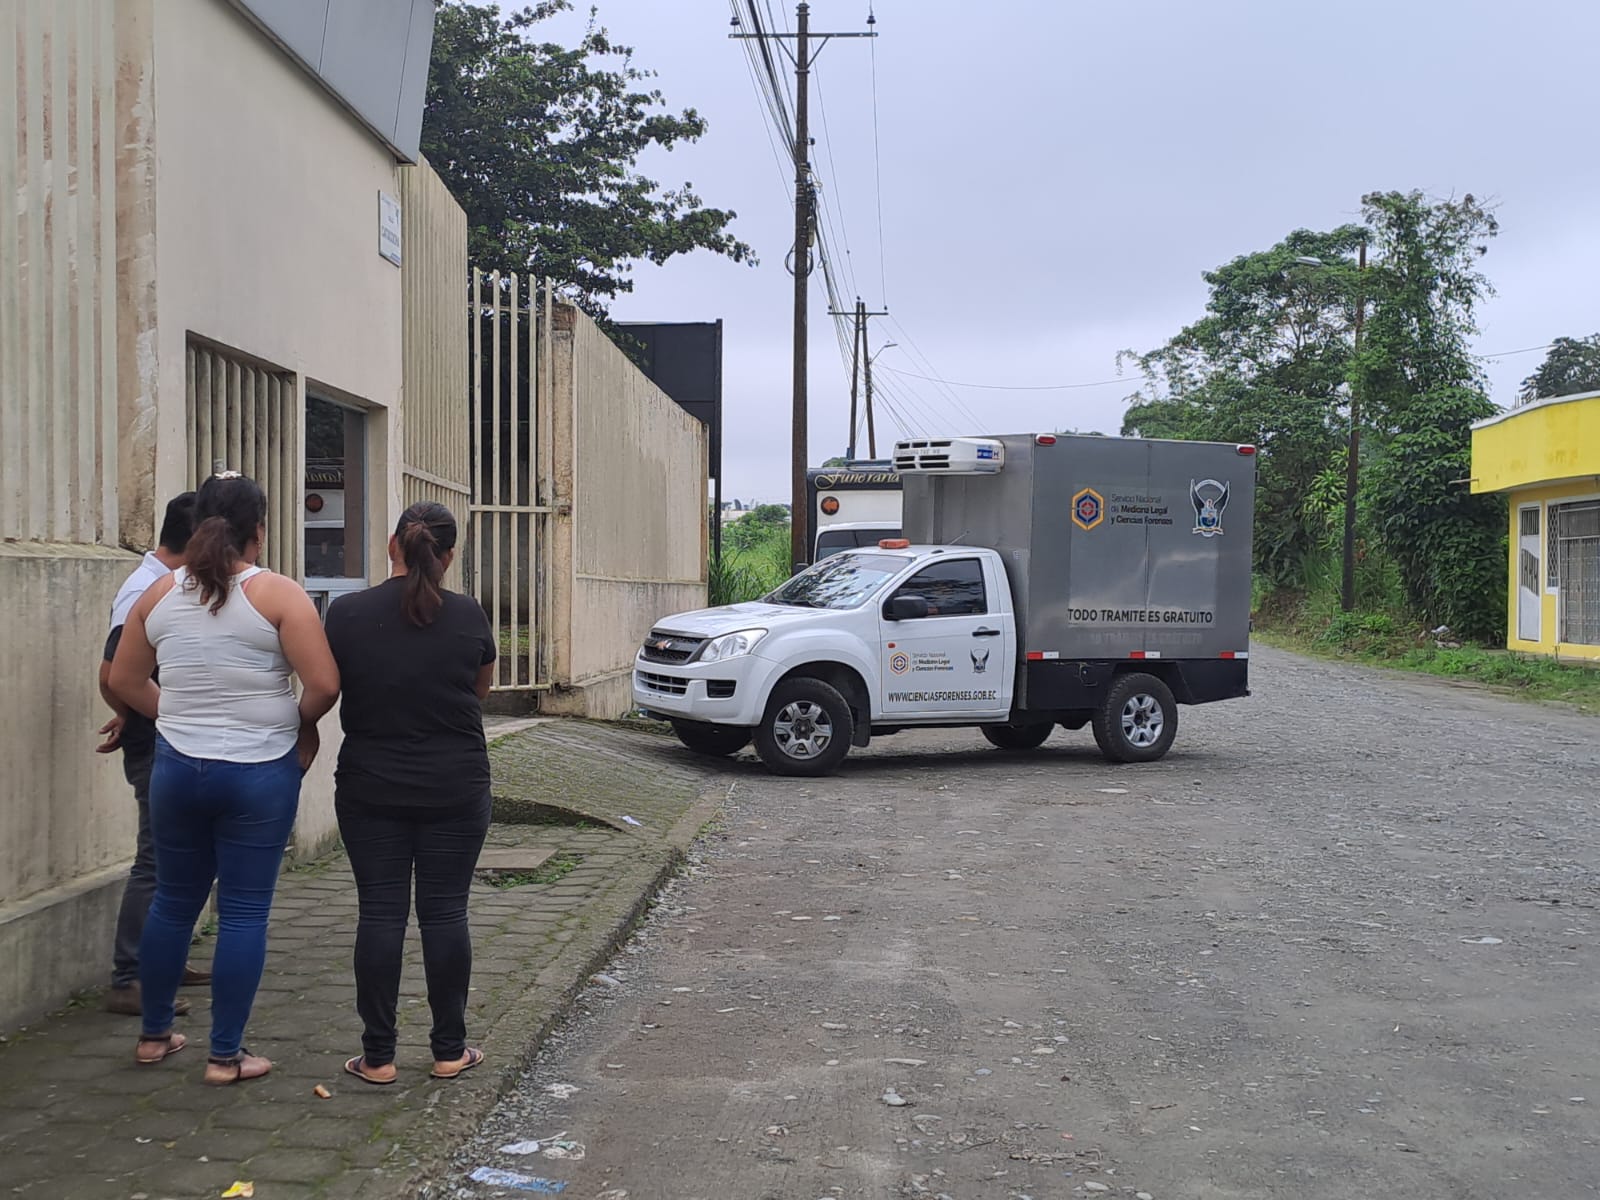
[{"xmin": 632, "ymin": 652, "xmax": 786, "ymax": 727}]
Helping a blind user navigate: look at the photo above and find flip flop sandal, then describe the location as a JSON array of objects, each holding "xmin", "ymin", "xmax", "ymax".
[
  {"xmin": 135, "ymin": 1032, "xmax": 187, "ymax": 1064},
  {"xmin": 205, "ymin": 1048, "xmax": 272, "ymax": 1086},
  {"xmin": 344, "ymin": 1056, "xmax": 398, "ymax": 1086},
  {"xmin": 430, "ymin": 1047, "xmax": 484, "ymax": 1080}
]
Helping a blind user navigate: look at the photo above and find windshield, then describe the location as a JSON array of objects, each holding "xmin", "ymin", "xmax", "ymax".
[{"xmin": 765, "ymin": 552, "xmax": 906, "ymax": 610}]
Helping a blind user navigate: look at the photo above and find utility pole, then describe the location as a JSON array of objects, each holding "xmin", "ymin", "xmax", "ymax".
[
  {"xmin": 829, "ymin": 297, "xmax": 889, "ymax": 460},
  {"xmin": 788, "ymin": 1, "xmax": 811, "ymax": 568},
  {"xmin": 1342, "ymin": 238, "xmax": 1367, "ymax": 613},
  {"xmin": 732, "ymin": 5, "xmax": 876, "ymax": 567},
  {"xmin": 864, "ymin": 325, "xmax": 879, "ymax": 458},
  {"xmin": 846, "ymin": 300, "xmax": 861, "ymax": 459}
]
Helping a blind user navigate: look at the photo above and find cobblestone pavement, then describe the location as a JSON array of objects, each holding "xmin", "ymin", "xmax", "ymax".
[
  {"xmin": 0, "ymin": 722, "xmax": 721, "ymax": 1200},
  {"xmin": 449, "ymin": 648, "xmax": 1600, "ymax": 1200}
]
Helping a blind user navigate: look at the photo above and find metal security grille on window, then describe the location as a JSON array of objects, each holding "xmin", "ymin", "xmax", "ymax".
[
  {"xmin": 1558, "ymin": 503, "xmax": 1600, "ymax": 646},
  {"xmin": 1548, "ymin": 504, "xmax": 1561, "ymax": 590},
  {"xmin": 1519, "ymin": 507, "xmax": 1541, "ymax": 596},
  {"xmin": 185, "ymin": 341, "xmax": 301, "ymax": 579}
]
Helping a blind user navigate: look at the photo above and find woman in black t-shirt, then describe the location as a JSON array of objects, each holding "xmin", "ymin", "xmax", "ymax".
[{"xmin": 324, "ymin": 502, "xmax": 496, "ymax": 1085}]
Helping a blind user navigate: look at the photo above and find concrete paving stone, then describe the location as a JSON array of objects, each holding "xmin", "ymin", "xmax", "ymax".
[
  {"xmin": 168, "ymin": 1125, "xmax": 276, "ymax": 1162},
  {"xmin": 237, "ymin": 1148, "xmax": 347, "ymax": 1184},
  {"xmin": 323, "ymin": 1169, "xmax": 387, "ymax": 1199},
  {"xmin": 210, "ymin": 1098, "xmax": 308, "ymax": 1131},
  {"xmin": 2, "ymin": 719, "xmax": 717, "ymax": 1199},
  {"xmin": 273, "ymin": 1114, "xmax": 386, "ymax": 1153},
  {"xmin": 341, "ymin": 1137, "xmax": 399, "ymax": 1170},
  {"xmin": 145, "ymin": 1156, "xmax": 291, "ymax": 1198},
  {"xmin": 4, "ymin": 1172, "xmax": 134, "ymax": 1199}
]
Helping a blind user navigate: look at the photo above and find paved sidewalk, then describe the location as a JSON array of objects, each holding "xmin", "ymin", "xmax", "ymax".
[{"xmin": 0, "ymin": 722, "xmax": 721, "ymax": 1200}]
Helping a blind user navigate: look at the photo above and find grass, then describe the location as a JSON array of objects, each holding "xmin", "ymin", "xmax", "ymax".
[
  {"xmin": 497, "ymin": 628, "xmax": 533, "ymax": 660},
  {"xmin": 709, "ymin": 527, "xmax": 793, "ymax": 607},
  {"xmin": 478, "ymin": 851, "xmax": 581, "ymax": 890},
  {"xmin": 1255, "ymin": 587, "xmax": 1600, "ymax": 715}
]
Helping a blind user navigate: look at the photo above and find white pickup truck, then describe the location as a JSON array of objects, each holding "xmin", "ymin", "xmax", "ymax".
[
  {"xmin": 636, "ymin": 544, "xmax": 1032, "ymax": 774},
  {"xmin": 636, "ymin": 431, "xmax": 1257, "ymax": 776}
]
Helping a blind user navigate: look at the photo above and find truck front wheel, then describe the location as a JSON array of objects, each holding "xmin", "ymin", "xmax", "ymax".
[
  {"xmin": 1092, "ymin": 673, "xmax": 1178, "ymax": 763},
  {"xmin": 980, "ymin": 722, "xmax": 1053, "ymax": 751},
  {"xmin": 671, "ymin": 720, "xmax": 751, "ymax": 758},
  {"xmin": 754, "ymin": 677, "xmax": 854, "ymax": 776}
]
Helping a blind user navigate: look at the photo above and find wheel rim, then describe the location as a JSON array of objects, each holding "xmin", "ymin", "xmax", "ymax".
[
  {"xmin": 1120, "ymin": 693, "xmax": 1164, "ymax": 747},
  {"xmin": 773, "ymin": 700, "xmax": 833, "ymax": 759}
]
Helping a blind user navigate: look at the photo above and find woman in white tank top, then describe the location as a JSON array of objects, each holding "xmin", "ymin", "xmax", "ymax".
[{"xmin": 110, "ymin": 472, "xmax": 340, "ymax": 1086}]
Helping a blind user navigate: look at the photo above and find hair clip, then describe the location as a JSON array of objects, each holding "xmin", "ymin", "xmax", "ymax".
[{"xmin": 212, "ymin": 469, "xmax": 243, "ymax": 480}]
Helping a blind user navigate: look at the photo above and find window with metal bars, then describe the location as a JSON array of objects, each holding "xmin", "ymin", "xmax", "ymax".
[
  {"xmin": 1557, "ymin": 502, "xmax": 1600, "ymax": 645},
  {"xmin": 185, "ymin": 339, "xmax": 301, "ymax": 580}
]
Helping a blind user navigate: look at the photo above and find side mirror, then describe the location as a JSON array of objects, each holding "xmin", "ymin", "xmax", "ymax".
[{"xmin": 885, "ymin": 595, "xmax": 930, "ymax": 621}]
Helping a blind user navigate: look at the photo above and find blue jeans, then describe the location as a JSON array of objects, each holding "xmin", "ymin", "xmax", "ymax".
[{"xmin": 140, "ymin": 738, "xmax": 301, "ymax": 1057}]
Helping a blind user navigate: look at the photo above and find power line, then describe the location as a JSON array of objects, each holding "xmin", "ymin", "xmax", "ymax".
[
  {"xmin": 1481, "ymin": 342, "xmax": 1552, "ymax": 360},
  {"xmin": 877, "ymin": 363, "xmax": 1135, "ymax": 392},
  {"xmin": 882, "ymin": 317, "xmax": 984, "ymax": 427}
]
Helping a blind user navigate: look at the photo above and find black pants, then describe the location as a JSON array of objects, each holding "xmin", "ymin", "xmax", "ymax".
[
  {"xmin": 336, "ymin": 790, "xmax": 491, "ymax": 1066},
  {"xmin": 112, "ymin": 745, "xmax": 156, "ymax": 987}
]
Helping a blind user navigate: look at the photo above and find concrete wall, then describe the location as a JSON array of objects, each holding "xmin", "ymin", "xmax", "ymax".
[
  {"xmin": 2, "ymin": 0, "xmax": 450, "ymax": 1030},
  {"xmin": 150, "ymin": 0, "xmax": 405, "ymax": 542},
  {"xmin": 0, "ymin": 545, "xmax": 139, "ymax": 1026},
  {"xmin": 0, "ymin": 1, "xmax": 141, "ymax": 1030},
  {"xmin": 542, "ymin": 304, "xmax": 708, "ymax": 717},
  {"xmin": 144, "ymin": 0, "xmax": 420, "ymax": 849}
]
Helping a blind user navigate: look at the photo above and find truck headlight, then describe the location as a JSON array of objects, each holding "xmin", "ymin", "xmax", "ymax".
[{"xmin": 698, "ymin": 629, "xmax": 768, "ymax": 663}]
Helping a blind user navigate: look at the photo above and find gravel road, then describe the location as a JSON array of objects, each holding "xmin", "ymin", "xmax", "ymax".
[{"xmin": 447, "ymin": 647, "xmax": 1600, "ymax": 1200}]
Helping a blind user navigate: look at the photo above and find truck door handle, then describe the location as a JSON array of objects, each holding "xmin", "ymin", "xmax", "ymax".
[{"xmin": 972, "ymin": 628, "xmax": 1000, "ymax": 638}]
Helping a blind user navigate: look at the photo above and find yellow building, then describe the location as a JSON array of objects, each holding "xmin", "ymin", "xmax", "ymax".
[{"xmin": 1471, "ymin": 390, "xmax": 1600, "ymax": 659}]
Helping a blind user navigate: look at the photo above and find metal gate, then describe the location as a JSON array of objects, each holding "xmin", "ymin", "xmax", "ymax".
[
  {"xmin": 468, "ymin": 269, "xmax": 552, "ymax": 692},
  {"xmin": 1557, "ymin": 502, "xmax": 1600, "ymax": 647}
]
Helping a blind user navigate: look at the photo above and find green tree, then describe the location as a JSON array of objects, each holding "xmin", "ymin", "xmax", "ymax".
[
  {"xmin": 423, "ymin": 1, "xmax": 754, "ymax": 314},
  {"xmin": 1518, "ymin": 334, "xmax": 1600, "ymax": 402},
  {"xmin": 1121, "ymin": 226, "xmax": 1368, "ymax": 584},
  {"xmin": 723, "ymin": 504, "xmax": 790, "ymax": 553},
  {"xmin": 1357, "ymin": 190, "xmax": 1505, "ymax": 641}
]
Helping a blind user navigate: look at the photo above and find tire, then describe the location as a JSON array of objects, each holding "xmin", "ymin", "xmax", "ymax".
[
  {"xmin": 980, "ymin": 722, "xmax": 1053, "ymax": 751},
  {"xmin": 1091, "ymin": 673, "xmax": 1178, "ymax": 763},
  {"xmin": 670, "ymin": 720, "xmax": 751, "ymax": 758},
  {"xmin": 754, "ymin": 677, "xmax": 854, "ymax": 777}
]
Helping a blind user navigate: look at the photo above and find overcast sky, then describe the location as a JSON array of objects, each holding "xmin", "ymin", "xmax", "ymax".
[{"xmin": 539, "ymin": 0, "xmax": 1600, "ymax": 504}]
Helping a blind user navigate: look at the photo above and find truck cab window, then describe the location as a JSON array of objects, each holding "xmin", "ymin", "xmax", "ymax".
[{"xmin": 892, "ymin": 559, "xmax": 986, "ymax": 616}]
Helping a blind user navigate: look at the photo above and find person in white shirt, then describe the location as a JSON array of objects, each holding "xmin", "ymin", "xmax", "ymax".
[{"xmin": 98, "ymin": 492, "xmax": 212, "ymax": 1017}]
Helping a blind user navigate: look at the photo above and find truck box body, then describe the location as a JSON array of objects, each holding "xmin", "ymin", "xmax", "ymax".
[{"xmin": 900, "ymin": 434, "xmax": 1255, "ymax": 709}]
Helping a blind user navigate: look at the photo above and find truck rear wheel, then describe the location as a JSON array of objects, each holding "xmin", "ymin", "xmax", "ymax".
[
  {"xmin": 980, "ymin": 722, "xmax": 1053, "ymax": 751},
  {"xmin": 670, "ymin": 720, "xmax": 751, "ymax": 759},
  {"xmin": 1092, "ymin": 673, "xmax": 1178, "ymax": 763},
  {"xmin": 754, "ymin": 677, "xmax": 854, "ymax": 777}
]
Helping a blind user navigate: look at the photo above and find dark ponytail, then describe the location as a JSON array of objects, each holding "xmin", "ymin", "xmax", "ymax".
[
  {"xmin": 396, "ymin": 501, "xmax": 457, "ymax": 627},
  {"xmin": 184, "ymin": 473, "xmax": 268, "ymax": 614}
]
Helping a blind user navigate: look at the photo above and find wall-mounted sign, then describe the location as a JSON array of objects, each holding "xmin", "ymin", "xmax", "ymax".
[{"xmin": 379, "ymin": 192, "xmax": 402, "ymax": 266}]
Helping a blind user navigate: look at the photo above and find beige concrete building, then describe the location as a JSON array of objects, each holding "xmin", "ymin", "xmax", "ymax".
[
  {"xmin": 0, "ymin": 0, "xmax": 707, "ymax": 1031},
  {"xmin": 0, "ymin": 0, "xmax": 462, "ymax": 1029}
]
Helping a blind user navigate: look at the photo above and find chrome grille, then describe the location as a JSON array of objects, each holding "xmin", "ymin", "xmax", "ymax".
[{"xmin": 640, "ymin": 630, "xmax": 705, "ymax": 664}]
